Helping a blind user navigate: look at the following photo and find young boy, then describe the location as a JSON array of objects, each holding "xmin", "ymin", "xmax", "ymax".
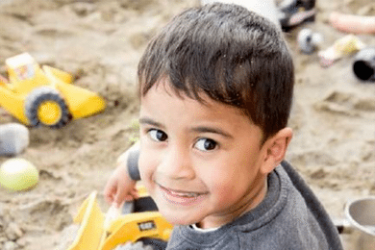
[{"xmin": 104, "ymin": 3, "xmax": 343, "ymax": 249}]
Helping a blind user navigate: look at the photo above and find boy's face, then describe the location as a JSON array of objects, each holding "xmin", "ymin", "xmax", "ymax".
[{"xmin": 138, "ymin": 80, "xmax": 271, "ymax": 229}]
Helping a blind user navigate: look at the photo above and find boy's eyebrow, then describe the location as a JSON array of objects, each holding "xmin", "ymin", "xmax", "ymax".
[
  {"xmin": 139, "ymin": 117, "xmax": 164, "ymax": 128},
  {"xmin": 139, "ymin": 117, "xmax": 233, "ymax": 139},
  {"xmin": 191, "ymin": 126, "xmax": 233, "ymax": 139}
]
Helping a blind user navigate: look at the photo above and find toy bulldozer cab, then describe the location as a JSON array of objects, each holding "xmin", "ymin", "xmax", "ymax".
[{"xmin": 0, "ymin": 53, "xmax": 105, "ymax": 128}]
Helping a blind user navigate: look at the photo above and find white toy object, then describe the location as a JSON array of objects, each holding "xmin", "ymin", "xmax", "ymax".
[
  {"xmin": 297, "ymin": 28, "xmax": 323, "ymax": 54},
  {"xmin": 0, "ymin": 123, "xmax": 29, "ymax": 156},
  {"xmin": 318, "ymin": 34, "xmax": 366, "ymax": 67}
]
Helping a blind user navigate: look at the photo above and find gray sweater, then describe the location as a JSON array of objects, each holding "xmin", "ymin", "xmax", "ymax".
[{"xmin": 165, "ymin": 161, "xmax": 343, "ymax": 250}]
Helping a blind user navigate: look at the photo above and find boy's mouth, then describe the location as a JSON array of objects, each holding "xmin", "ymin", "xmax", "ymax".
[
  {"xmin": 157, "ymin": 184, "xmax": 207, "ymax": 205},
  {"xmin": 168, "ymin": 189, "xmax": 200, "ymax": 198}
]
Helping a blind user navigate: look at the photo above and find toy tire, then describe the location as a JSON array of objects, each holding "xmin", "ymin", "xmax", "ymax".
[{"xmin": 25, "ymin": 87, "xmax": 70, "ymax": 128}]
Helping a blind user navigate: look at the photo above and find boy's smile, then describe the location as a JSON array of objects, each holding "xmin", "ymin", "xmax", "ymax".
[
  {"xmin": 157, "ymin": 183, "xmax": 208, "ymax": 206},
  {"xmin": 138, "ymin": 80, "xmax": 272, "ymax": 229}
]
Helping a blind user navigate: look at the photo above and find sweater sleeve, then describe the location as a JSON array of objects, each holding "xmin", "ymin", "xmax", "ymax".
[{"xmin": 127, "ymin": 147, "xmax": 141, "ymax": 181}]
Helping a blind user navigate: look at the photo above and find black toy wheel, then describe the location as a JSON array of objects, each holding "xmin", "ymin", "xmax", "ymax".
[
  {"xmin": 139, "ymin": 238, "xmax": 167, "ymax": 250},
  {"xmin": 25, "ymin": 86, "xmax": 70, "ymax": 128}
]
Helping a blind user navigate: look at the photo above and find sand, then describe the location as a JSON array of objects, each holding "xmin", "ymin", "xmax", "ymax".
[{"xmin": 0, "ymin": 0, "xmax": 374, "ymax": 249}]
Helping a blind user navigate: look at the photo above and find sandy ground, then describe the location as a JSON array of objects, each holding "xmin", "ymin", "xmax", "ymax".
[{"xmin": 0, "ymin": 0, "xmax": 374, "ymax": 249}]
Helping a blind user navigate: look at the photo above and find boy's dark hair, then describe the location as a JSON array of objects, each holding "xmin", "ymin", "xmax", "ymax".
[{"xmin": 138, "ymin": 3, "xmax": 294, "ymax": 143}]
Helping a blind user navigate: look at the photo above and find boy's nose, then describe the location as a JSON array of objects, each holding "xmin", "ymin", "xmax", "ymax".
[{"xmin": 157, "ymin": 147, "xmax": 196, "ymax": 180}]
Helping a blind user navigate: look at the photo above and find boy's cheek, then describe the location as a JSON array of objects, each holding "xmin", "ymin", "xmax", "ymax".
[
  {"xmin": 138, "ymin": 164, "xmax": 155, "ymax": 198},
  {"xmin": 138, "ymin": 155, "xmax": 149, "ymax": 178},
  {"xmin": 138, "ymin": 154, "xmax": 157, "ymax": 188}
]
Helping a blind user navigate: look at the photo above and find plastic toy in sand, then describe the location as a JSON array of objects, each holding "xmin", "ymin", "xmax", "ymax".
[
  {"xmin": 0, "ymin": 123, "xmax": 29, "ymax": 156},
  {"xmin": 64, "ymin": 186, "xmax": 172, "ymax": 250},
  {"xmin": 297, "ymin": 28, "xmax": 323, "ymax": 54},
  {"xmin": 318, "ymin": 35, "xmax": 366, "ymax": 67},
  {"xmin": 0, "ymin": 53, "xmax": 106, "ymax": 128},
  {"xmin": 0, "ymin": 158, "xmax": 39, "ymax": 191},
  {"xmin": 277, "ymin": 0, "xmax": 317, "ymax": 31},
  {"xmin": 329, "ymin": 12, "xmax": 375, "ymax": 35},
  {"xmin": 353, "ymin": 47, "xmax": 375, "ymax": 82}
]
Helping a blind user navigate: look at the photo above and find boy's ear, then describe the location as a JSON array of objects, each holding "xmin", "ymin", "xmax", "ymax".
[{"xmin": 260, "ymin": 127, "xmax": 293, "ymax": 174}]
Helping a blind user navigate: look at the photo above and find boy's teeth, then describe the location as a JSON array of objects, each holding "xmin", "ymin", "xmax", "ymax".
[{"xmin": 170, "ymin": 190, "xmax": 198, "ymax": 197}]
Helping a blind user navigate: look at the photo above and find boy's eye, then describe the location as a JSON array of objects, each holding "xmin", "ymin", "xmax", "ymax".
[
  {"xmin": 195, "ymin": 138, "xmax": 217, "ymax": 151},
  {"xmin": 148, "ymin": 129, "xmax": 168, "ymax": 142}
]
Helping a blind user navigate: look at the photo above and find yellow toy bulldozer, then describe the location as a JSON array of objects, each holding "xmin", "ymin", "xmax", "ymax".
[
  {"xmin": 67, "ymin": 185, "xmax": 173, "ymax": 250},
  {"xmin": 0, "ymin": 53, "xmax": 105, "ymax": 128}
]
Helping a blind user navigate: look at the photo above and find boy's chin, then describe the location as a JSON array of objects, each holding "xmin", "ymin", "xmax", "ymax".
[{"xmin": 158, "ymin": 205, "xmax": 201, "ymax": 226}]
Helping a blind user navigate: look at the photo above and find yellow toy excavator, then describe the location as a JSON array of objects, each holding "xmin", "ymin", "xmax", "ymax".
[
  {"xmin": 0, "ymin": 53, "xmax": 105, "ymax": 128},
  {"xmin": 67, "ymin": 185, "xmax": 173, "ymax": 250}
]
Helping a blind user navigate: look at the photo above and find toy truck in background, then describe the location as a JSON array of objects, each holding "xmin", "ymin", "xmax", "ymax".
[{"xmin": 0, "ymin": 53, "xmax": 106, "ymax": 128}]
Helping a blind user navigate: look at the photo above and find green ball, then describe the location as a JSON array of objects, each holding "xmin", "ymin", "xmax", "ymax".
[{"xmin": 0, "ymin": 158, "xmax": 39, "ymax": 191}]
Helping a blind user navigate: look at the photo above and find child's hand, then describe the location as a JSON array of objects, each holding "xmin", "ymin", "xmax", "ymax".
[{"xmin": 104, "ymin": 151, "xmax": 138, "ymax": 208}]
